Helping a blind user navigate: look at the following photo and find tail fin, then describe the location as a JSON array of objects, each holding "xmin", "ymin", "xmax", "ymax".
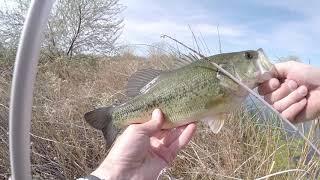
[{"xmin": 84, "ymin": 106, "xmax": 118, "ymax": 148}]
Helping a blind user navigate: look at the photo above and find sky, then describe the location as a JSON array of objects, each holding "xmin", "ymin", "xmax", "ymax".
[{"xmin": 120, "ymin": 0, "xmax": 320, "ymax": 67}]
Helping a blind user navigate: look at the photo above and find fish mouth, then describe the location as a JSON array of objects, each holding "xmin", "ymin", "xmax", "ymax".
[{"xmin": 256, "ymin": 48, "xmax": 277, "ymax": 83}]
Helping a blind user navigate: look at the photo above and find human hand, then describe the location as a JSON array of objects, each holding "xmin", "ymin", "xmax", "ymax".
[
  {"xmin": 258, "ymin": 61, "xmax": 320, "ymax": 122},
  {"xmin": 91, "ymin": 109, "xmax": 196, "ymax": 180}
]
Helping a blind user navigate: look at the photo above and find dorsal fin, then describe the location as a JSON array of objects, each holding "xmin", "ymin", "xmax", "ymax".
[
  {"xmin": 126, "ymin": 69, "xmax": 162, "ymax": 98},
  {"xmin": 174, "ymin": 53, "xmax": 200, "ymax": 68}
]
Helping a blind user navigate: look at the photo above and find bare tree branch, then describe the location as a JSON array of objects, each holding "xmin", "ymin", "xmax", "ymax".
[
  {"xmin": 0, "ymin": 0, "xmax": 124, "ymax": 59},
  {"xmin": 66, "ymin": 4, "xmax": 82, "ymax": 57}
]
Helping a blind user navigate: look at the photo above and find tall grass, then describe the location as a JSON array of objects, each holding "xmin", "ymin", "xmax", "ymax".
[{"xmin": 0, "ymin": 51, "xmax": 319, "ymax": 179}]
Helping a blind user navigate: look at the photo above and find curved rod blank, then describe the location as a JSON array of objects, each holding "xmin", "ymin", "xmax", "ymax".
[{"xmin": 9, "ymin": 0, "xmax": 55, "ymax": 179}]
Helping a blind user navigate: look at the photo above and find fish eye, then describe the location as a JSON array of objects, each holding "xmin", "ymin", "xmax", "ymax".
[{"xmin": 244, "ymin": 52, "xmax": 253, "ymax": 59}]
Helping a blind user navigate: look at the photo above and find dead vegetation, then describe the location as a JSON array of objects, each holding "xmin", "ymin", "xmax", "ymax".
[{"xmin": 0, "ymin": 51, "xmax": 319, "ymax": 179}]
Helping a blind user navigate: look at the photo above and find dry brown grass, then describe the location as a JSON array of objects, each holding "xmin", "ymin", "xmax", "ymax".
[{"xmin": 0, "ymin": 51, "xmax": 319, "ymax": 179}]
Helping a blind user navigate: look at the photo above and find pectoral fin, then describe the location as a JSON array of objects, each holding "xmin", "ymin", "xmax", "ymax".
[{"xmin": 202, "ymin": 114, "xmax": 227, "ymax": 133}]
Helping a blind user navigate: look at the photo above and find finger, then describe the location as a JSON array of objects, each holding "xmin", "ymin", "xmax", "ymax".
[
  {"xmin": 137, "ymin": 109, "xmax": 164, "ymax": 136},
  {"xmin": 169, "ymin": 123, "xmax": 196, "ymax": 152},
  {"xmin": 281, "ymin": 98, "xmax": 307, "ymax": 122},
  {"xmin": 264, "ymin": 80, "xmax": 298, "ymax": 103},
  {"xmin": 295, "ymin": 91, "xmax": 320, "ymax": 122},
  {"xmin": 273, "ymin": 85, "xmax": 308, "ymax": 112},
  {"xmin": 162, "ymin": 125, "xmax": 187, "ymax": 147},
  {"xmin": 154, "ymin": 123, "xmax": 196, "ymax": 146},
  {"xmin": 153, "ymin": 130, "xmax": 168, "ymax": 140},
  {"xmin": 149, "ymin": 138, "xmax": 171, "ymax": 165},
  {"xmin": 152, "ymin": 128, "xmax": 183, "ymax": 144},
  {"xmin": 258, "ymin": 78, "xmax": 280, "ymax": 95},
  {"xmin": 151, "ymin": 139, "xmax": 179, "ymax": 165},
  {"xmin": 274, "ymin": 61, "xmax": 295, "ymax": 78}
]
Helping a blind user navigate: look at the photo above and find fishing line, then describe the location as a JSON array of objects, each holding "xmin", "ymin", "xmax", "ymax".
[{"xmin": 161, "ymin": 34, "xmax": 320, "ymax": 157}]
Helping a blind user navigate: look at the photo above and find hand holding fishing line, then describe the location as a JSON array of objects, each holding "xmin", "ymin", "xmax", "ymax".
[
  {"xmin": 91, "ymin": 109, "xmax": 196, "ymax": 180},
  {"xmin": 258, "ymin": 61, "xmax": 320, "ymax": 122}
]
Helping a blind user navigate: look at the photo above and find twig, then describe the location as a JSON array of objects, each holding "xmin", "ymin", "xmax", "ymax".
[
  {"xmin": 0, "ymin": 103, "xmax": 9, "ymax": 110},
  {"xmin": 188, "ymin": 25, "xmax": 201, "ymax": 54},
  {"xmin": 217, "ymin": 24, "xmax": 222, "ymax": 53},
  {"xmin": 233, "ymin": 150, "xmax": 261, "ymax": 174},
  {"xmin": 30, "ymin": 133, "xmax": 86, "ymax": 150},
  {"xmin": 256, "ymin": 144, "xmax": 286, "ymax": 170},
  {"xmin": 255, "ymin": 169, "xmax": 306, "ymax": 180},
  {"xmin": 210, "ymin": 172, "xmax": 242, "ymax": 180},
  {"xmin": 199, "ymin": 32, "xmax": 211, "ymax": 56}
]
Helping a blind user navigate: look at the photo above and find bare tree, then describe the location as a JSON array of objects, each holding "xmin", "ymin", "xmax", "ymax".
[
  {"xmin": 0, "ymin": 0, "xmax": 28, "ymax": 59},
  {"xmin": 0, "ymin": 0, "xmax": 124, "ymax": 59}
]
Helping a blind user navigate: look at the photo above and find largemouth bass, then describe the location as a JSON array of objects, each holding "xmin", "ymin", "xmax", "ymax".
[{"xmin": 85, "ymin": 48, "xmax": 275, "ymax": 146}]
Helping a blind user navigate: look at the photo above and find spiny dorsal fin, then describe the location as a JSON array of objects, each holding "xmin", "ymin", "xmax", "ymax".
[
  {"xmin": 126, "ymin": 69, "xmax": 162, "ymax": 98},
  {"xmin": 174, "ymin": 53, "xmax": 200, "ymax": 68}
]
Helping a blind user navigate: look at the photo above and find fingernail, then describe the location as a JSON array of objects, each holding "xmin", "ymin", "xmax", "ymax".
[
  {"xmin": 152, "ymin": 109, "xmax": 161, "ymax": 119},
  {"xmin": 298, "ymin": 86, "xmax": 308, "ymax": 96},
  {"xmin": 288, "ymin": 80, "xmax": 298, "ymax": 91},
  {"xmin": 300, "ymin": 98, "xmax": 307, "ymax": 105},
  {"xmin": 271, "ymin": 79, "xmax": 280, "ymax": 89}
]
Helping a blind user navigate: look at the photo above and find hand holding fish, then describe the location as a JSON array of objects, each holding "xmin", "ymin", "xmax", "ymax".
[
  {"xmin": 91, "ymin": 109, "xmax": 196, "ymax": 180},
  {"xmin": 258, "ymin": 61, "xmax": 320, "ymax": 122},
  {"xmin": 83, "ymin": 50, "xmax": 320, "ymax": 179}
]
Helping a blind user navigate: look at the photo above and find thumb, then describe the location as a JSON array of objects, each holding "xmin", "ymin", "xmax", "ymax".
[
  {"xmin": 138, "ymin": 109, "xmax": 164, "ymax": 136},
  {"xmin": 274, "ymin": 61, "xmax": 294, "ymax": 79}
]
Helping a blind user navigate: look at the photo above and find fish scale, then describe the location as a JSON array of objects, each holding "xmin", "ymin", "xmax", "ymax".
[{"xmin": 113, "ymin": 62, "xmax": 230, "ymax": 128}]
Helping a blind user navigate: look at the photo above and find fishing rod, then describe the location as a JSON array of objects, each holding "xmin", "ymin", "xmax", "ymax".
[{"xmin": 9, "ymin": 0, "xmax": 55, "ymax": 179}]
